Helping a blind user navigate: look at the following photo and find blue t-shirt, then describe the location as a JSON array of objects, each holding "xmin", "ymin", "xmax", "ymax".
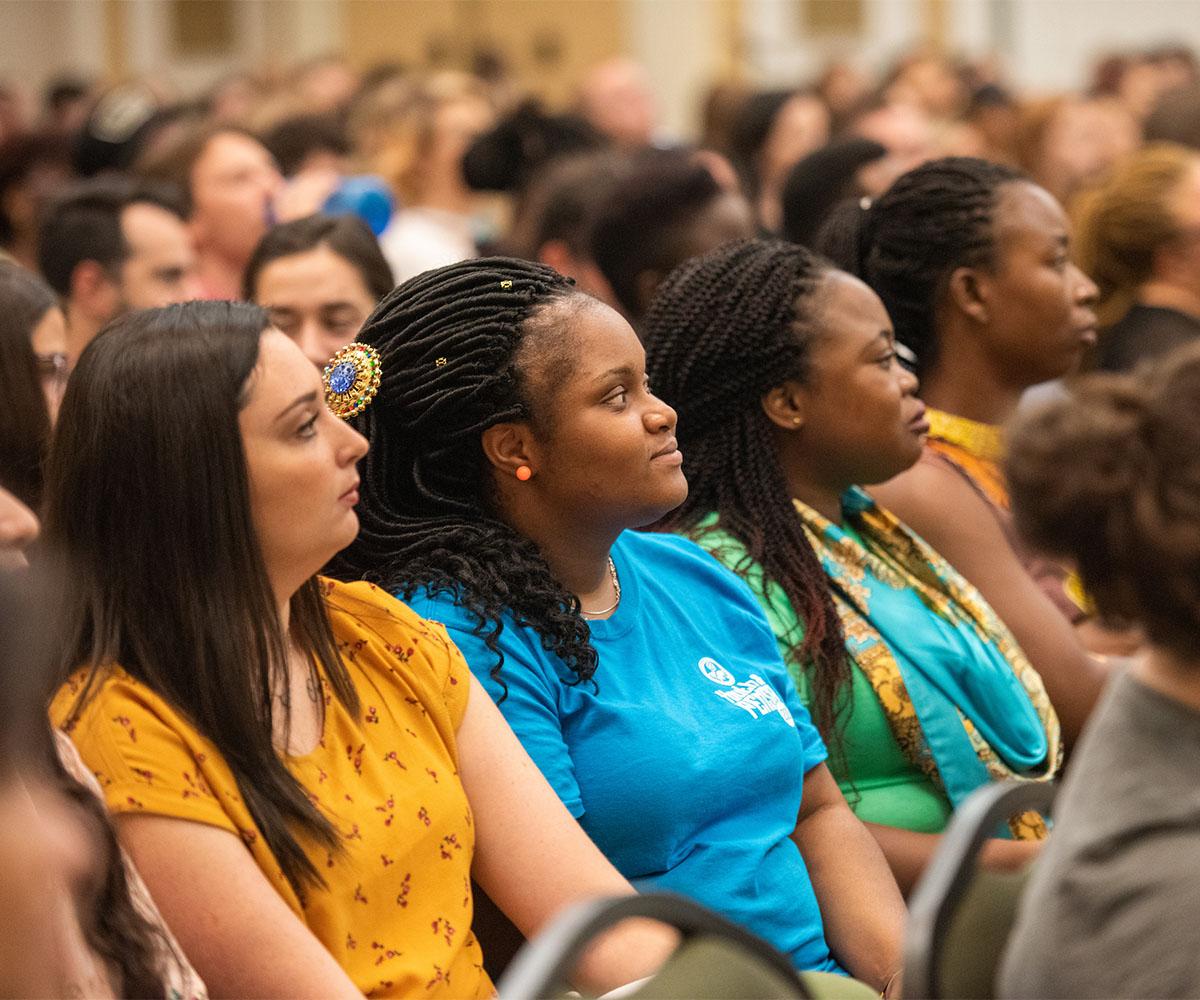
[{"xmin": 405, "ymin": 530, "xmax": 843, "ymax": 973}]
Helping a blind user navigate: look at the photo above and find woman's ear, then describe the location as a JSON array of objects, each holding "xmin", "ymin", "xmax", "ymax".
[
  {"xmin": 946, "ymin": 266, "xmax": 990, "ymax": 326},
  {"xmin": 761, "ymin": 381, "xmax": 808, "ymax": 432},
  {"xmin": 481, "ymin": 422, "xmax": 538, "ymax": 480}
]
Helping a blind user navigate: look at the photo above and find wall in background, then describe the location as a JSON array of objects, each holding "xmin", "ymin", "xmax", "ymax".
[{"xmin": 3, "ymin": 0, "xmax": 1200, "ymax": 139}]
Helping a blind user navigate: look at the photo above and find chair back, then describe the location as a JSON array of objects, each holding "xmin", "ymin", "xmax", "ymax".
[
  {"xmin": 905, "ymin": 780, "xmax": 1057, "ymax": 1000},
  {"xmin": 497, "ymin": 892, "xmax": 810, "ymax": 1000}
]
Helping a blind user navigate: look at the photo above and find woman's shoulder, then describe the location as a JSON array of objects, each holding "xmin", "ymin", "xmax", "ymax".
[
  {"xmin": 51, "ymin": 665, "xmax": 183, "ymax": 737},
  {"xmin": 320, "ymin": 577, "xmax": 472, "ymax": 723},
  {"xmin": 321, "ymin": 577, "xmax": 460, "ymax": 652}
]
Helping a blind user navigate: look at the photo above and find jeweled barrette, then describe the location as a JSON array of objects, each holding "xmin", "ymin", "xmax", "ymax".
[{"xmin": 323, "ymin": 343, "xmax": 381, "ymax": 420}]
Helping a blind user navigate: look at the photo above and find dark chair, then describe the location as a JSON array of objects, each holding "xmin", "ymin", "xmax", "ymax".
[
  {"xmin": 496, "ymin": 892, "xmax": 813, "ymax": 1000},
  {"xmin": 904, "ymin": 780, "xmax": 1058, "ymax": 1000}
]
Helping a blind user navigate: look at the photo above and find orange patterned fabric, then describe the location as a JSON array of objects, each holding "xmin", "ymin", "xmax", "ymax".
[
  {"xmin": 926, "ymin": 438, "xmax": 1010, "ymax": 510},
  {"xmin": 51, "ymin": 579, "xmax": 492, "ymax": 1000}
]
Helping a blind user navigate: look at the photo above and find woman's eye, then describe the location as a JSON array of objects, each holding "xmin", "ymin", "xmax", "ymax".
[
  {"xmin": 605, "ymin": 387, "xmax": 628, "ymax": 406},
  {"xmin": 876, "ymin": 351, "xmax": 896, "ymax": 369},
  {"xmin": 297, "ymin": 413, "xmax": 319, "ymax": 438}
]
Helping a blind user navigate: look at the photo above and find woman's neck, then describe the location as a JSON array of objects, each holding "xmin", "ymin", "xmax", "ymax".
[
  {"xmin": 1132, "ymin": 646, "xmax": 1200, "ymax": 714},
  {"xmin": 919, "ymin": 362, "xmax": 1022, "ymax": 427},
  {"xmin": 501, "ymin": 500, "xmax": 621, "ymax": 616}
]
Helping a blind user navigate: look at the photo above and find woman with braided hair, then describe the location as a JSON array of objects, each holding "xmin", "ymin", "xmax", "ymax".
[
  {"xmin": 643, "ymin": 238, "xmax": 1062, "ymax": 893},
  {"xmin": 818, "ymin": 156, "xmax": 1114, "ymax": 734},
  {"xmin": 333, "ymin": 256, "xmax": 906, "ymax": 991}
]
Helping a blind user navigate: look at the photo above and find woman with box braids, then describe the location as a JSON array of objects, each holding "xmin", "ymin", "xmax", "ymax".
[
  {"xmin": 645, "ymin": 239, "xmax": 849, "ymax": 746},
  {"xmin": 820, "ymin": 157, "xmax": 1113, "ymax": 732},
  {"xmin": 331, "ymin": 258, "xmax": 598, "ymax": 691},
  {"xmin": 645, "ymin": 237, "xmax": 1062, "ymax": 893},
  {"xmin": 818, "ymin": 157, "xmax": 1023, "ymax": 378},
  {"xmin": 332, "ymin": 255, "xmax": 909, "ymax": 986}
]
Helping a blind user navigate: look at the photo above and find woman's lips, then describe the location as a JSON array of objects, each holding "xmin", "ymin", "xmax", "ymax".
[{"xmin": 651, "ymin": 440, "xmax": 683, "ymax": 465}]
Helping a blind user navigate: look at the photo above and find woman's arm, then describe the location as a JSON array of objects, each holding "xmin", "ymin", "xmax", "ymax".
[
  {"xmin": 115, "ymin": 814, "xmax": 362, "ymax": 999},
  {"xmin": 457, "ymin": 676, "xmax": 675, "ymax": 994},
  {"xmin": 791, "ymin": 764, "xmax": 906, "ymax": 992},
  {"xmin": 864, "ymin": 822, "xmax": 1043, "ymax": 896},
  {"xmin": 870, "ymin": 460, "xmax": 1107, "ymax": 747}
]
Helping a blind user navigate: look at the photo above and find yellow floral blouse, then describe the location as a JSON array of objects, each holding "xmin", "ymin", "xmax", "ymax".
[{"xmin": 51, "ymin": 579, "xmax": 492, "ymax": 1000}]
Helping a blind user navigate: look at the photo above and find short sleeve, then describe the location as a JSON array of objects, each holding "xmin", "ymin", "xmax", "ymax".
[
  {"xmin": 421, "ymin": 619, "xmax": 472, "ymax": 732},
  {"xmin": 784, "ymin": 675, "xmax": 828, "ymax": 773},
  {"xmin": 419, "ymin": 604, "xmax": 585, "ymax": 819},
  {"xmin": 53, "ymin": 675, "xmax": 239, "ymax": 833}
]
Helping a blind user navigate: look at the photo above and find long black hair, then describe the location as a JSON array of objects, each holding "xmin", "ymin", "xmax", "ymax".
[
  {"xmin": 643, "ymin": 238, "xmax": 850, "ymax": 746},
  {"xmin": 44, "ymin": 301, "xmax": 359, "ymax": 896},
  {"xmin": 0, "ymin": 262, "xmax": 55, "ymax": 509},
  {"xmin": 816, "ymin": 156, "xmax": 1024, "ymax": 377},
  {"xmin": 329, "ymin": 257, "xmax": 600, "ymax": 693}
]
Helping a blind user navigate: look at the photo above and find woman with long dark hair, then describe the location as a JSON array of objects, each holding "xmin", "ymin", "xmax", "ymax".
[
  {"xmin": 47, "ymin": 301, "xmax": 666, "ymax": 998},
  {"xmin": 643, "ymin": 238, "xmax": 1061, "ymax": 892},
  {"xmin": 332, "ymin": 257, "xmax": 906, "ymax": 992},
  {"xmin": 0, "ymin": 261, "xmax": 66, "ymax": 510}
]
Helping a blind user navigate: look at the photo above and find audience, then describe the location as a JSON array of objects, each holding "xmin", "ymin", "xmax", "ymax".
[
  {"xmin": 37, "ymin": 177, "xmax": 197, "ymax": 365},
  {"xmin": 999, "ymin": 343, "xmax": 1200, "ymax": 999},
  {"xmin": 821, "ymin": 157, "xmax": 1110, "ymax": 736},
  {"xmin": 46, "ymin": 301, "xmax": 670, "ymax": 997},
  {"xmin": 331, "ymin": 257, "xmax": 906, "ymax": 992},
  {"xmin": 2, "ymin": 33, "xmax": 1200, "ymax": 996},
  {"xmin": 1074, "ymin": 142, "xmax": 1200, "ymax": 372},
  {"xmin": 644, "ymin": 239, "xmax": 1060, "ymax": 893},
  {"xmin": 244, "ymin": 213, "xmax": 393, "ymax": 368}
]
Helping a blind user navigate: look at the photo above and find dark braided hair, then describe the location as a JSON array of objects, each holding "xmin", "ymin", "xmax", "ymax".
[
  {"xmin": 330, "ymin": 257, "xmax": 600, "ymax": 693},
  {"xmin": 643, "ymin": 238, "xmax": 849, "ymax": 747},
  {"xmin": 816, "ymin": 156, "xmax": 1024, "ymax": 377}
]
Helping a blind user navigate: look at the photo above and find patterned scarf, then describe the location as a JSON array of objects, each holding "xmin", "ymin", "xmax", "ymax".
[{"xmin": 796, "ymin": 488, "xmax": 1062, "ymax": 839}]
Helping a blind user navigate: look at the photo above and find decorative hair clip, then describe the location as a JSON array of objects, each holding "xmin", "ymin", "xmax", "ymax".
[
  {"xmin": 323, "ymin": 343, "xmax": 381, "ymax": 420},
  {"xmin": 500, "ymin": 279, "xmax": 513, "ymax": 289}
]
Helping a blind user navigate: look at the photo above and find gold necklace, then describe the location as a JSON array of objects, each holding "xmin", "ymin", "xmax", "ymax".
[
  {"xmin": 927, "ymin": 408, "xmax": 1006, "ymax": 463},
  {"xmin": 580, "ymin": 558, "xmax": 621, "ymax": 618}
]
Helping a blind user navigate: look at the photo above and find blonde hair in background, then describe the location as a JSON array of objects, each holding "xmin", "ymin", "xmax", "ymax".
[
  {"xmin": 360, "ymin": 71, "xmax": 493, "ymax": 207},
  {"xmin": 1073, "ymin": 142, "xmax": 1199, "ymax": 327}
]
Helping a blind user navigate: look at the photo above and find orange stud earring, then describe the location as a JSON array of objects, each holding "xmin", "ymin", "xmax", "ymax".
[{"xmin": 516, "ymin": 465, "xmax": 533, "ymax": 481}]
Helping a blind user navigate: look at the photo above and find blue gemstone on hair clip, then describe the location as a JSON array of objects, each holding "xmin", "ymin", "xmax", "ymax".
[{"xmin": 329, "ymin": 361, "xmax": 355, "ymax": 395}]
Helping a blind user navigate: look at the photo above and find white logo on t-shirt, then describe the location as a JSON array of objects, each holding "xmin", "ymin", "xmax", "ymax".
[
  {"xmin": 698, "ymin": 659, "xmax": 796, "ymax": 727},
  {"xmin": 698, "ymin": 657, "xmax": 736, "ymax": 686}
]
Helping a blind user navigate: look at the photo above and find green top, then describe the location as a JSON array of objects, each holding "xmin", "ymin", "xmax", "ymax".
[{"xmin": 690, "ymin": 516, "xmax": 952, "ymax": 833}]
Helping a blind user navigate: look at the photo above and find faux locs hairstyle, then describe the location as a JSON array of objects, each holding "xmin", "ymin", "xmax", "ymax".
[
  {"xmin": 642, "ymin": 238, "xmax": 850, "ymax": 747},
  {"xmin": 328, "ymin": 257, "xmax": 600, "ymax": 693},
  {"xmin": 44, "ymin": 301, "xmax": 359, "ymax": 896}
]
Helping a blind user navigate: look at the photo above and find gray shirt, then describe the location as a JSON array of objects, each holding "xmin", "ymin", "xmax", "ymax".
[{"xmin": 999, "ymin": 670, "xmax": 1200, "ymax": 999}]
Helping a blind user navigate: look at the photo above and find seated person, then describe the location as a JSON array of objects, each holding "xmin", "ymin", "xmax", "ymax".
[
  {"xmin": 999, "ymin": 343, "xmax": 1200, "ymax": 999},
  {"xmin": 330, "ymin": 257, "xmax": 906, "ymax": 994},
  {"xmin": 819, "ymin": 156, "xmax": 1114, "ymax": 722},
  {"xmin": 0, "ymin": 567, "xmax": 203, "ymax": 998},
  {"xmin": 47, "ymin": 301, "xmax": 670, "ymax": 998},
  {"xmin": 643, "ymin": 238, "xmax": 1060, "ymax": 893}
]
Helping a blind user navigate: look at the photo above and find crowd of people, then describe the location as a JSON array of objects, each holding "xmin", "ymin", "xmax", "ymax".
[{"xmin": 3, "ymin": 39, "xmax": 1200, "ymax": 999}]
